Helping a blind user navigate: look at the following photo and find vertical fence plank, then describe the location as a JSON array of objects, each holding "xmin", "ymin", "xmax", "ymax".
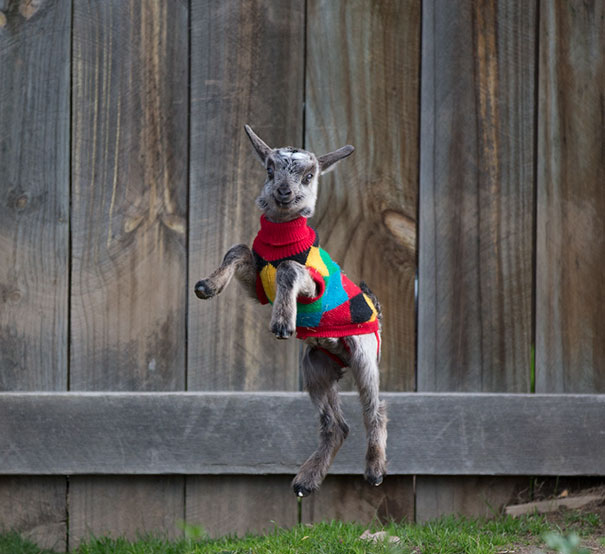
[
  {"xmin": 418, "ymin": 0, "xmax": 535, "ymax": 393},
  {"xmin": 306, "ymin": 0, "xmax": 419, "ymax": 393},
  {"xmin": 536, "ymin": 0, "xmax": 605, "ymax": 393},
  {"xmin": 0, "ymin": 477, "xmax": 66, "ymax": 551},
  {"xmin": 0, "ymin": 1, "xmax": 70, "ymax": 549},
  {"xmin": 186, "ymin": 0, "xmax": 305, "ymax": 534},
  {"xmin": 302, "ymin": 475, "xmax": 414, "ymax": 525},
  {"xmin": 186, "ymin": 476, "xmax": 297, "ymax": 538},
  {"xmin": 417, "ymin": 0, "xmax": 536, "ymax": 520},
  {"xmin": 415, "ymin": 476, "xmax": 526, "ymax": 523},
  {"xmin": 69, "ymin": 477, "xmax": 184, "ymax": 548},
  {"xmin": 71, "ymin": 0, "xmax": 188, "ymax": 391},
  {"xmin": 304, "ymin": 0, "xmax": 418, "ymax": 518},
  {"xmin": 188, "ymin": 0, "xmax": 304, "ymax": 392},
  {"xmin": 0, "ymin": 0, "xmax": 69, "ymax": 391},
  {"xmin": 70, "ymin": 1, "xmax": 188, "ymax": 545}
]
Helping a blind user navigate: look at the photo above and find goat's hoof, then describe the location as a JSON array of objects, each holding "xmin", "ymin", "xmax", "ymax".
[
  {"xmin": 292, "ymin": 482, "xmax": 314, "ymax": 497},
  {"xmin": 271, "ymin": 322, "xmax": 294, "ymax": 340},
  {"xmin": 194, "ymin": 280, "xmax": 216, "ymax": 299},
  {"xmin": 365, "ymin": 471, "xmax": 384, "ymax": 487}
]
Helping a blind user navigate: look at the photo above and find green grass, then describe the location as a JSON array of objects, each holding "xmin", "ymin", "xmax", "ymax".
[
  {"xmin": 0, "ymin": 531, "xmax": 57, "ymax": 554},
  {"xmin": 560, "ymin": 509, "xmax": 602, "ymax": 534},
  {"xmin": 1, "ymin": 512, "xmax": 602, "ymax": 554}
]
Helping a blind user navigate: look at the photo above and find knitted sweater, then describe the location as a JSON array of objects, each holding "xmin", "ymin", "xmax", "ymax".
[{"xmin": 252, "ymin": 215, "xmax": 379, "ymax": 340}]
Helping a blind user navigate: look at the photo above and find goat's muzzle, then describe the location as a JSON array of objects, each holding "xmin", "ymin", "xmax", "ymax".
[{"xmin": 274, "ymin": 186, "xmax": 294, "ymax": 206}]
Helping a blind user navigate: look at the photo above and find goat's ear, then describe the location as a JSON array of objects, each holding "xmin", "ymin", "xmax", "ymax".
[
  {"xmin": 317, "ymin": 145, "xmax": 355, "ymax": 174},
  {"xmin": 244, "ymin": 125, "xmax": 272, "ymax": 164}
]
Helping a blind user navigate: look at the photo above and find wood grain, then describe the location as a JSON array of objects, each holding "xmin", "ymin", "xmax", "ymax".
[
  {"xmin": 302, "ymin": 0, "xmax": 419, "ymax": 505},
  {"xmin": 302, "ymin": 475, "xmax": 414, "ymax": 525},
  {"xmin": 188, "ymin": 1, "xmax": 304, "ymax": 391},
  {"xmin": 0, "ymin": 0, "xmax": 603, "ymax": 540},
  {"xmin": 0, "ymin": 3, "xmax": 69, "ymax": 549},
  {"xmin": 71, "ymin": 0, "xmax": 188, "ymax": 391},
  {"xmin": 415, "ymin": 476, "xmax": 524, "ymax": 523},
  {"xmin": 305, "ymin": 0, "xmax": 420, "ymax": 392},
  {"xmin": 69, "ymin": 1, "xmax": 188, "ymax": 545},
  {"xmin": 186, "ymin": 475, "xmax": 297, "ymax": 538},
  {"xmin": 0, "ymin": 0, "xmax": 69, "ymax": 390},
  {"xmin": 536, "ymin": 0, "xmax": 605, "ymax": 393},
  {"xmin": 416, "ymin": 0, "xmax": 536, "ymax": 521},
  {"xmin": 2, "ymin": 392, "xmax": 604, "ymax": 476},
  {"xmin": 0, "ymin": 476, "xmax": 66, "ymax": 551},
  {"xmin": 418, "ymin": 0, "xmax": 535, "ymax": 392},
  {"xmin": 69, "ymin": 476, "xmax": 184, "ymax": 547}
]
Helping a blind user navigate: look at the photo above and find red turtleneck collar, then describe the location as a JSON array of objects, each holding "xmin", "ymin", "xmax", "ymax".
[{"xmin": 252, "ymin": 215, "xmax": 317, "ymax": 260}]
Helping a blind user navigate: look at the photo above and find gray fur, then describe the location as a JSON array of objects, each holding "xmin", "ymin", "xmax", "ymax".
[
  {"xmin": 256, "ymin": 147, "xmax": 320, "ymax": 222},
  {"xmin": 194, "ymin": 126, "xmax": 387, "ymax": 496},
  {"xmin": 292, "ymin": 347, "xmax": 349, "ymax": 496},
  {"xmin": 271, "ymin": 260, "xmax": 318, "ymax": 339},
  {"xmin": 194, "ymin": 244, "xmax": 257, "ymax": 301}
]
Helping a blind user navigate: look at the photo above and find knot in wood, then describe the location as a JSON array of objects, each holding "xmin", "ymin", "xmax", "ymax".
[
  {"xmin": 15, "ymin": 194, "xmax": 28, "ymax": 210},
  {"xmin": 19, "ymin": 0, "xmax": 42, "ymax": 20}
]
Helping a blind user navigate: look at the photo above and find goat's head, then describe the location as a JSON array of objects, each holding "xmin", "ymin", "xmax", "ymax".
[{"xmin": 244, "ymin": 125, "xmax": 354, "ymax": 222}]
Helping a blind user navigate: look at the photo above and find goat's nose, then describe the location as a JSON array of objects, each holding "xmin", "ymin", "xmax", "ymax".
[{"xmin": 276, "ymin": 185, "xmax": 292, "ymax": 199}]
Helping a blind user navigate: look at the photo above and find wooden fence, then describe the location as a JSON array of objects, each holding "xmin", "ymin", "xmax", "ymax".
[{"xmin": 0, "ymin": 0, "xmax": 603, "ymax": 550}]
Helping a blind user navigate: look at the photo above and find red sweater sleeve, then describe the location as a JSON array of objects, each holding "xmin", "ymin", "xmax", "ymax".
[{"xmin": 297, "ymin": 266, "xmax": 326, "ymax": 305}]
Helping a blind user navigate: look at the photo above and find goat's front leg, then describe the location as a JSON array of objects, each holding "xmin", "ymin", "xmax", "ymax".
[
  {"xmin": 271, "ymin": 260, "xmax": 317, "ymax": 339},
  {"xmin": 194, "ymin": 244, "xmax": 257, "ymax": 300}
]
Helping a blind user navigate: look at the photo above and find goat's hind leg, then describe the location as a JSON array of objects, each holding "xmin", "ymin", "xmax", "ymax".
[
  {"xmin": 194, "ymin": 244, "xmax": 257, "ymax": 300},
  {"xmin": 292, "ymin": 347, "xmax": 348, "ymax": 497},
  {"xmin": 347, "ymin": 334, "xmax": 387, "ymax": 486}
]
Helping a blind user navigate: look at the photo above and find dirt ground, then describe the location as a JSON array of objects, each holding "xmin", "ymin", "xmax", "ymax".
[{"xmin": 507, "ymin": 486, "xmax": 605, "ymax": 554}]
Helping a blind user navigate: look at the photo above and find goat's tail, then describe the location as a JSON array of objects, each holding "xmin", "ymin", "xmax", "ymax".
[{"xmin": 360, "ymin": 281, "xmax": 383, "ymax": 322}]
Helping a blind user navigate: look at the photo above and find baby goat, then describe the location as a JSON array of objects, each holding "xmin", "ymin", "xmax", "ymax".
[{"xmin": 194, "ymin": 125, "xmax": 387, "ymax": 496}]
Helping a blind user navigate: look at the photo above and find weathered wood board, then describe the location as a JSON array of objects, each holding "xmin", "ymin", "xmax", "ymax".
[
  {"xmin": 417, "ymin": 0, "xmax": 536, "ymax": 521},
  {"xmin": 185, "ymin": 475, "xmax": 298, "ymax": 538},
  {"xmin": 536, "ymin": 0, "xmax": 605, "ymax": 393},
  {"xmin": 505, "ymin": 494, "xmax": 604, "ymax": 517},
  {"xmin": 2, "ymin": 392, "xmax": 604, "ymax": 476},
  {"xmin": 69, "ymin": 1, "xmax": 189, "ymax": 545},
  {"xmin": 303, "ymin": 1, "xmax": 419, "ymax": 518},
  {"xmin": 302, "ymin": 475, "xmax": 414, "ymax": 525},
  {"xmin": 0, "ymin": 0, "xmax": 69, "ymax": 391},
  {"xmin": 188, "ymin": 0, "xmax": 304, "ymax": 391},
  {"xmin": 415, "ymin": 476, "xmax": 524, "ymax": 523},
  {"xmin": 69, "ymin": 476, "xmax": 184, "ymax": 548},
  {"xmin": 1, "ymin": 0, "xmax": 605, "ymax": 543},
  {"xmin": 418, "ymin": 0, "xmax": 535, "ymax": 393},
  {"xmin": 186, "ymin": 1, "xmax": 306, "ymax": 541},
  {"xmin": 0, "ymin": 2, "xmax": 70, "ymax": 548},
  {"xmin": 0, "ymin": 476, "xmax": 66, "ymax": 552},
  {"xmin": 305, "ymin": 0, "xmax": 420, "ymax": 392},
  {"xmin": 70, "ymin": 0, "xmax": 188, "ymax": 391}
]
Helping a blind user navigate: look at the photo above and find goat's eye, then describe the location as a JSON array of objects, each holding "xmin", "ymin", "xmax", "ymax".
[
  {"xmin": 267, "ymin": 166, "xmax": 274, "ymax": 179},
  {"xmin": 303, "ymin": 173, "xmax": 314, "ymax": 184}
]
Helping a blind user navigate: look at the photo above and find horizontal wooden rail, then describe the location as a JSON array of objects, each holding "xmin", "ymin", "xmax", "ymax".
[{"xmin": 1, "ymin": 392, "xmax": 603, "ymax": 475}]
